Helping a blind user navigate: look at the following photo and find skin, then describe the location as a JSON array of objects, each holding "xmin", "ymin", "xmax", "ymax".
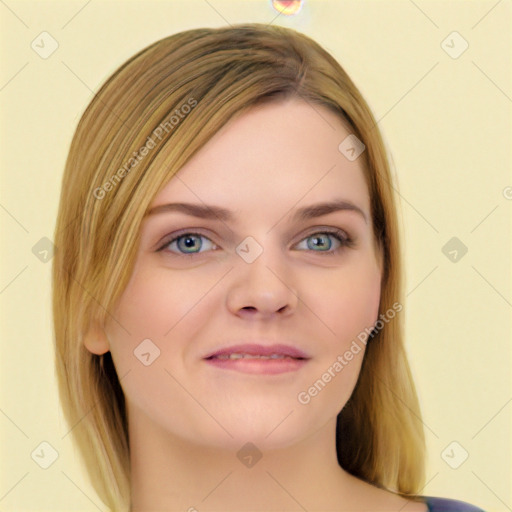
[{"xmin": 85, "ymin": 98, "xmax": 427, "ymax": 511}]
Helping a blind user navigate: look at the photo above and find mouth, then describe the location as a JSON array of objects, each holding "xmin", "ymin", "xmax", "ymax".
[{"xmin": 203, "ymin": 343, "xmax": 310, "ymax": 375}]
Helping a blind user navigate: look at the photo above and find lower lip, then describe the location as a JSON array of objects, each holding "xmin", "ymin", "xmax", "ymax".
[{"xmin": 204, "ymin": 357, "xmax": 309, "ymax": 375}]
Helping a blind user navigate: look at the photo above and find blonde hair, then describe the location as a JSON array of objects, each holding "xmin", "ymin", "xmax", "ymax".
[{"xmin": 52, "ymin": 23, "xmax": 425, "ymax": 511}]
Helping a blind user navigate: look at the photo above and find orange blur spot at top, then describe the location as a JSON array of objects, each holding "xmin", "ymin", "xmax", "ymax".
[{"xmin": 271, "ymin": 0, "xmax": 303, "ymax": 16}]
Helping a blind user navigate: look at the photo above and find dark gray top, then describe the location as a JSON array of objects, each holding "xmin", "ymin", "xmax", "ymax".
[{"xmin": 423, "ymin": 496, "xmax": 486, "ymax": 512}]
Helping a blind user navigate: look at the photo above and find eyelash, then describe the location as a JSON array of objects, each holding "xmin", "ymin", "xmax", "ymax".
[{"xmin": 156, "ymin": 228, "xmax": 355, "ymax": 257}]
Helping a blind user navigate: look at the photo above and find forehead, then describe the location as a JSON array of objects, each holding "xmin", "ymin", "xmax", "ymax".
[{"xmin": 150, "ymin": 98, "xmax": 370, "ymax": 217}]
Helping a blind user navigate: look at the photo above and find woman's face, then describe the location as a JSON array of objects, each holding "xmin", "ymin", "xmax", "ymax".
[{"xmin": 93, "ymin": 97, "xmax": 382, "ymax": 450}]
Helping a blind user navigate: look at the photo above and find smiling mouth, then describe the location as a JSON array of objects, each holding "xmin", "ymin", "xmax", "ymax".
[
  {"xmin": 204, "ymin": 353, "xmax": 308, "ymax": 374},
  {"xmin": 207, "ymin": 353, "xmax": 305, "ymax": 360}
]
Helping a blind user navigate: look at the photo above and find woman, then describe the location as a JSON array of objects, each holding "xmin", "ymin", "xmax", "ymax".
[{"xmin": 52, "ymin": 23, "xmax": 486, "ymax": 511}]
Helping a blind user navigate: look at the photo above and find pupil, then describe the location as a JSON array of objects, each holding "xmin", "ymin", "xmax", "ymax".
[
  {"xmin": 180, "ymin": 235, "xmax": 200, "ymax": 252},
  {"xmin": 310, "ymin": 234, "xmax": 330, "ymax": 251}
]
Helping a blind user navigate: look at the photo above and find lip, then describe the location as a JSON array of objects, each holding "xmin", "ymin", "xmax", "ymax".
[
  {"xmin": 204, "ymin": 343, "xmax": 310, "ymax": 359},
  {"xmin": 203, "ymin": 343, "xmax": 311, "ymax": 375}
]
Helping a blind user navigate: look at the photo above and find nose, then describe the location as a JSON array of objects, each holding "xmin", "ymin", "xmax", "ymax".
[{"xmin": 225, "ymin": 243, "xmax": 298, "ymax": 319}]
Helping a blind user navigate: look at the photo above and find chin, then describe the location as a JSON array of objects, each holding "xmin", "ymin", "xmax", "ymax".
[
  {"xmin": 205, "ymin": 428, "xmax": 304, "ymax": 453},
  {"xmin": 204, "ymin": 411, "xmax": 309, "ymax": 452}
]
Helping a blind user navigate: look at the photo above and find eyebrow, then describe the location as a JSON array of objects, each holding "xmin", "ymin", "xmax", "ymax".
[{"xmin": 146, "ymin": 199, "xmax": 368, "ymax": 224}]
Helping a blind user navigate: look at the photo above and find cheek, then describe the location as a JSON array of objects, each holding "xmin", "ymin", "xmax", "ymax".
[
  {"xmin": 104, "ymin": 264, "xmax": 226, "ymax": 382},
  {"xmin": 295, "ymin": 259, "xmax": 381, "ymax": 418},
  {"xmin": 305, "ymin": 257, "xmax": 381, "ymax": 349},
  {"xmin": 103, "ymin": 267, "xmax": 215, "ymax": 431},
  {"xmin": 104, "ymin": 269, "xmax": 177, "ymax": 373},
  {"xmin": 340, "ymin": 270, "xmax": 381, "ymax": 339},
  {"xmin": 110, "ymin": 266, "xmax": 211, "ymax": 339}
]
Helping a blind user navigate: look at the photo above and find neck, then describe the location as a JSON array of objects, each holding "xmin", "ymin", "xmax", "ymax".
[{"xmin": 128, "ymin": 408, "xmax": 356, "ymax": 511}]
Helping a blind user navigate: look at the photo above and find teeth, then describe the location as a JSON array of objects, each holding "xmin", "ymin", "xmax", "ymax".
[{"xmin": 214, "ymin": 353, "xmax": 294, "ymax": 360}]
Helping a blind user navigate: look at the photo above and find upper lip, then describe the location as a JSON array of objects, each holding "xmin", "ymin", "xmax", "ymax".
[{"xmin": 204, "ymin": 343, "xmax": 311, "ymax": 359}]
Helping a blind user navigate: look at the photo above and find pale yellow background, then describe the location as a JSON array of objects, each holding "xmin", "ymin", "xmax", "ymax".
[{"xmin": 1, "ymin": 0, "xmax": 511, "ymax": 511}]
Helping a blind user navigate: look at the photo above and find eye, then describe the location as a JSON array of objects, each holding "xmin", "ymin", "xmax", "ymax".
[
  {"xmin": 157, "ymin": 232, "xmax": 217, "ymax": 255},
  {"xmin": 295, "ymin": 229, "xmax": 353, "ymax": 256}
]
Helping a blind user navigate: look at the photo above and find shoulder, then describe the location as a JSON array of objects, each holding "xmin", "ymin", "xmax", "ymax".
[{"xmin": 422, "ymin": 495, "xmax": 487, "ymax": 512}]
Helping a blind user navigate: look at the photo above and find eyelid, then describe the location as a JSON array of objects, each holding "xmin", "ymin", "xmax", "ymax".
[
  {"xmin": 155, "ymin": 228, "xmax": 215, "ymax": 252},
  {"xmin": 299, "ymin": 226, "xmax": 350, "ymax": 242}
]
